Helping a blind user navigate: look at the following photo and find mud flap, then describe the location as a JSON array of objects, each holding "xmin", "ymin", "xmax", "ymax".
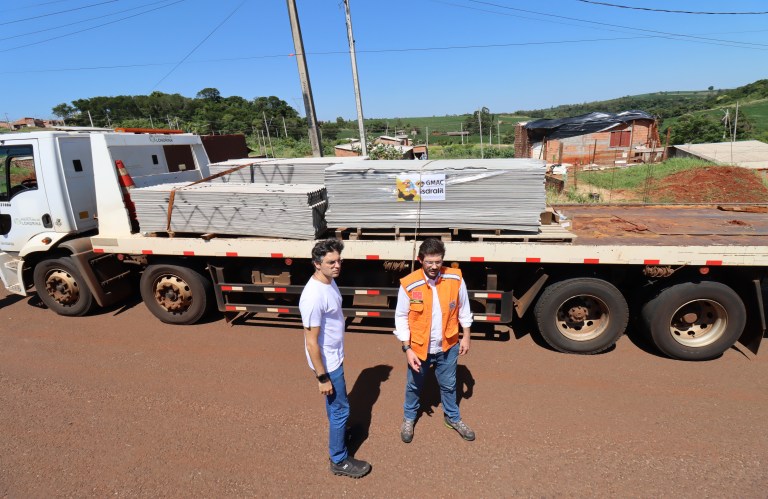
[
  {"xmin": 0, "ymin": 252, "xmax": 26, "ymax": 296},
  {"xmin": 738, "ymin": 279, "xmax": 766, "ymax": 355}
]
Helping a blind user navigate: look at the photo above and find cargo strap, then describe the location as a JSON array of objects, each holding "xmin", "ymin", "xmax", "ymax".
[{"xmin": 165, "ymin": 162, "xmax": 257, "ymax": 236}]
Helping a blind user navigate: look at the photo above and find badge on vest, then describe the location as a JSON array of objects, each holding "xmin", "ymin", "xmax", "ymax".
[
  {"xmin": 449, "ymin": 300, "xmax": 457, "ymax": 310},
  {"xmin": 411, "ymin": 291, "xmax": 423, "ymax": 300}
]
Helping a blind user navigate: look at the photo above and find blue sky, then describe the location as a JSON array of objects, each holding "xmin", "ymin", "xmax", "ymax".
[{"xmin": 1, "ymin": 0, "xmax": 767, "ymax": 123}]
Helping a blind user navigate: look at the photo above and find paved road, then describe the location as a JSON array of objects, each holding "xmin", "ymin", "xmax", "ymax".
[{"xmin": 1, "ymin": 289, "xmax": 767, "ymax": 497}]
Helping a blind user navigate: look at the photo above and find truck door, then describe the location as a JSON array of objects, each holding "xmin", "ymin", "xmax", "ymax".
[{"xmin": 0, "ymin": 140, "xmax": 52, "ymax": 252}]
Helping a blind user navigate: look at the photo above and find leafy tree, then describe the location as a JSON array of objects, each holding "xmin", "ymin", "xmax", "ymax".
[
  {"xmin": 52, "ymin": 103, "xmax": 75, "ymax": 121},
  {"xmin": 668, "ymin": 114, "xmax": 724, "ymax": 144},
  {"xmin": 463, "ymin": 107, "xmax": 494, "ymax": 135},
  {"xmin": 196, "ymin": 87, "xmax": 222, "ymax": 102}
]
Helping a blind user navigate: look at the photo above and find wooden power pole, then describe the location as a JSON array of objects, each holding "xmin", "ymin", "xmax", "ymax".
[
  {"xmin": 286, "ymin": 0, "xmax": 322, "ymax": 157},
  {"xmin": 343, "ymin": 0, "xmax": 367, "ymax": 155}
]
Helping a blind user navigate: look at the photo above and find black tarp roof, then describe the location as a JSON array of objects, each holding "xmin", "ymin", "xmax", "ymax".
[{"xmin": 523, "ymin": 110, "xmax": 654, "ymax": 140}]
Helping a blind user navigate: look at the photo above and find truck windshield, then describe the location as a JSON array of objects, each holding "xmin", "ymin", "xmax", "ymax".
[{"xmin": 0, "ymin": 146, "xmax": 36, "ymax": 202}]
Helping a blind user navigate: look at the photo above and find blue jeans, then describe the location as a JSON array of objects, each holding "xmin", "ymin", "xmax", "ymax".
[
  {"xmin": 404, "ymin": 343, "xmax": 460, "ymax": 422},
  {"xmin": 325, "ymin": 364, "xmax": 349, "ymax": 464}
]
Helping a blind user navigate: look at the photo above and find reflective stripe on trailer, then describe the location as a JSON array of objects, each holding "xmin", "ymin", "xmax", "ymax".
[
  {"xmin": 644, "ymin": 259, "xmax": 660, "ymax": 265},
  {"xmin": 183, "ymin": 251, "xmax": 195, "ymax": 256},
  {"xmin": 470, "ymin": 256, "xmax": 484, "ymax": 262},
  {"xmin": 354, "ymin": 289, "xmax": 380, "ymax": 295},
  {"xmin": 226, "ymin": 252, "xmax": 238, "ymax": 257},
  {"xmin": 356, "ymin": 311, "xmax": 381, "ymax": 317},
  {"xmin": 221, "ymin": 285, "xmax": 243, "ymax": 291},
  {"xmin": 473, "ymin": 292, "xmax": 502, "ymax": 299},
  {"xmin": 271, "ymin": 253, "xmax": 283, "ymax": 258},
  {"xmin": 263, "ymin": 287, "xmax": 287, "ymax": 293},
  {"xmin": 266, "ymin": 307, "xmax": 290, "ymax": 313},
  {"xmin": 475, "ymin": 315, "xmax": 502, "ymax": 322},
  {"xmin": 225, "ymin": 305, "xmax": 247, "ymax": 311},
  {"xmin": 706, "ymin": 260, "xmax": 723, "ymax": 266}
]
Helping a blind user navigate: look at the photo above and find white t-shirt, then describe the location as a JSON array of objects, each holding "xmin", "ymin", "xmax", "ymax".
[{"xmin": 299, "ymin": 276, "xmax": 345, "ymax": 372}]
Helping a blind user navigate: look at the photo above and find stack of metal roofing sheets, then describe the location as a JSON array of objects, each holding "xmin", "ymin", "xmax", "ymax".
[
  {"xmin": 131, "ymin": 182, "xmax": 327, "ymax": 239},
  {"xmin": 208, "ymin": 157, "xmax": 367, "ymax": 185},
  {"xmin": 324, "ymin": 159, "xmax": 546, "ymax": 232}
]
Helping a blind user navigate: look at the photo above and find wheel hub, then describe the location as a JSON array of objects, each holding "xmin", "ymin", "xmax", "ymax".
[
  {"xmin": 556, "ymin": 296, "xmax": 609, "ymax": 342},
  {"xmin": 45, "ymin": 269, "xmax": 79, "ymax": 305},
  {"xmin": 670, "ymin": 300, "xmax": 726, "ymax": 346},
  {"xmin": 154, "ymin": 275, "xmax": 193, "ymax": 312}
]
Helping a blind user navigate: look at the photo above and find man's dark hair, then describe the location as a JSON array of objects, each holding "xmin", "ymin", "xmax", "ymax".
[
  {"xmin": 311, "ymin": 238, "xmax": 345, "ymax": 264},
  {"xmin": 418, "ymin": 238, "xmax": 445, "ymax": 260}
]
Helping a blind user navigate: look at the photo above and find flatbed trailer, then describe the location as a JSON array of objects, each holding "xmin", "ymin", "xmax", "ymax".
[{"xmin": 2, "ymin": 131, "xmax": 765, "ymax": 361}]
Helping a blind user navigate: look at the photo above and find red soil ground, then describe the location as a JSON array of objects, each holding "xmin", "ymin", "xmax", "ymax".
[{"xmin": 651, "ymin": 166, "xmax": 768, "ymax": 203}]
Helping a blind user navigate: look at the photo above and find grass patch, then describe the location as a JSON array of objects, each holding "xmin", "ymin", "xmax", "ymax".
[{"xmin": 576, "ymin": 158, "xmax": 714, "ymax": 190}]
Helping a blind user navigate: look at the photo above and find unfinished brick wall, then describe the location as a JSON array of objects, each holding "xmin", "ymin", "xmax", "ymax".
[{"xmin": 517, "ymin": 120, "xmax": 659, "ymax": 165}]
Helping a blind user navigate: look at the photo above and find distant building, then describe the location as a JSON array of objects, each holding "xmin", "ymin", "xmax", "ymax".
[
  {"xmin": 514, "ymin": 110, "xmax": 663, "ymax": 166},
  {"xmin": 334, "ymin": 135, "xmax": 427, "ymax": 159}
]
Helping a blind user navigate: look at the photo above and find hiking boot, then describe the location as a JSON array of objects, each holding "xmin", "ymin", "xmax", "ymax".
[
  {"xmin": 400, "ymin": 418, "xmax": 415, "ymax": 443},
  {"xmin": 444, "ymin": 416, "xmax": 475, "ymax": 441},
  {"xmin": 330, "ymin": 456, "xmax": 372, "ymax": 478}
]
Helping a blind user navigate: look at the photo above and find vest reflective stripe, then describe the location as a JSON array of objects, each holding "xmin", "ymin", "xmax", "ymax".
[
  {"xmin": 400, "ymin": 267, "xmax": 462, "ymax": 361},
  {"xmin": 405, "ymin": 279, "xmax": 426, "ymax": 292}
]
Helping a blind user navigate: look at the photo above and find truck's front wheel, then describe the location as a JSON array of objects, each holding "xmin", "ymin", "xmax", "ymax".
[
  {"xmin": 33, "ymin": 257, "xmax": 95, "ymax": 316},
  {"xmin": 534, "ymin": 278, "xmax": 629, "ymax": 354},
  {"xmin": 140, "ymin": 264, "xmax": 212, "ymax": 325},
  {"xmin": 641, "ymin": 281, "xmax": 745, "ymax": 361}
]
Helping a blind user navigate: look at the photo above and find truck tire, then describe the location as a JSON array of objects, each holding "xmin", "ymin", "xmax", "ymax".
[
  {"xmin": 140, "ymin": 264, "xmax": 212, "ymax": 325},
  {"xmin": 534, "ymin": 278, "xmax": 629, "ymax": 354},
  {"xmin": 641, "ymin": 282, "xmax": 745, "ymax": 361},
  {"xmin": 33, "ymin": 257, "xmax": 94, "ymax": 316}
]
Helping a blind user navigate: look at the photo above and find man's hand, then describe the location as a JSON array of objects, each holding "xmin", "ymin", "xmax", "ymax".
[
  {"xmin": 459, "ymin": 334, "xmax": 471, "ymax": 355},
  {"xmin": 318, "ymin": 380, "xmax": 334, "ymax": 396},
  {"xmin": 406, "ymin": 349, "xmax": 422, "ymax": 372}
]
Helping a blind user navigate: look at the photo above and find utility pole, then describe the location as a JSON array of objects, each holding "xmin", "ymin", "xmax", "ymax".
[
  {"xmin": 282, "ymin": 116, "xmax": 288, "ymax": 138},
  {"xmin": 478, "ymin": 109, "xmax": 484, "ymax": 159},
  {"xmin": 343, "ymin": 0, "xmax": 367, "ymax": 155},
  {"xmin": 286, "ymin": 0, "xmax": 322, "ymax": 156},
  {"xmin": 5, "ymin": 113, "xmax": 12, "ymax": 129},
  {"xmin": 87, "ymin": 110, "xmax": 94, "ymax": 127}
]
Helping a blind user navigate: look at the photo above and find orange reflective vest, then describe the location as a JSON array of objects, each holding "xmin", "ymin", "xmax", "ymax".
[{"xmin": 400, "ymin": 267, "xmax": 463, "ymax": 361}]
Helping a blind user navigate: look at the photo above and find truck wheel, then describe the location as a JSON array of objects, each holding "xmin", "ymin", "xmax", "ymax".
[
  {"xmin": 140, "ymin": 264, "xmax": 212, "ymax": 325},
  {"xmin": 33, "ymin": 257, "xmax": 94, "ymax": 316},
  {"xmin": 534, "ymin": 278, "xmax": 629, "ymax": 354},
  {"xmin": 641, "ymin": 282, "xmax": 745, "ymax": 361}
]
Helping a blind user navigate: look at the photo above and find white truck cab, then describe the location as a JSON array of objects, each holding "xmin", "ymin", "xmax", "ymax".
[{"xmin": 0, "ymin": 129, "xmax": 209, "ymax": 304}]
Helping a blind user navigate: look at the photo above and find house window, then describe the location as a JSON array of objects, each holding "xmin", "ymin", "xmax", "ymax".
[{"xmin": 610, "ymin": 130, "xmax": 631, "ymax": 147}]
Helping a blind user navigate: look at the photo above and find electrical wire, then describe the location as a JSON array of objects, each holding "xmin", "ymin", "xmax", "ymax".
[
  {"xmin": 0, "ymin": 0, "xmax": 118, "ymax": 26},
  {"xmin": 0, "ymin": 0, "xmax": 186, "ymax": 54},
  {"xmin": 576, "ymin": 1, "xmax": 768, "ymax": 15},
  {"xmin": 150, "ymin": 0, "xmax": 247, "ymax": 90},
  {"xmin": 461, "ymin": 0, "xmax": 768, "ymax": 49},
  {"xmin": 0, "ymin": 0, "xmax": 182, "ymax": 42}
]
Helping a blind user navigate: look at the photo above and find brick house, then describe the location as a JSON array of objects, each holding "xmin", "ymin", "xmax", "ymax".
[{"xmin": 514, "ymin": 111, "xmax": 662, "ymax": 166}]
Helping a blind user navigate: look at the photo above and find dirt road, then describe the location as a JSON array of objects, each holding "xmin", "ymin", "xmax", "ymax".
[{"xmin": 1, "ymin": 290, "xmax": 767, "ymax": 497}]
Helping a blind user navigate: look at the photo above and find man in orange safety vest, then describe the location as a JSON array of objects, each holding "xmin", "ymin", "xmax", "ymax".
[{"xmin": 394, "ymin": 238, "xmax": 475, "ymax": 443}]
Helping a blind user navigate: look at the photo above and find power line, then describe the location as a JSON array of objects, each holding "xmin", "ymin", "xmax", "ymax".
[
  {"xmin": 4, "ymin": 28, "xmax": 768, "ymax": 78},
  {"xmin": 0, "ymin": 0, "xmax": 118, "ymax": 27},
  {"xmin": 0, "ymin": 0, "xmax": 182, "ymax": 42},
  {"xmin": 576, "ymin": 1, "xmax": 768, "ymax": 15},
  {"xmin": 150, "ymin": 0, "xmax": 247, "ymax": 90},
  {"xmin": 0, "ymin": 0, "xmax": 72, "ymax": 13},
  {"xmin": 465, "ymin": 0, "xmax": 768, "ymax": 49},
  {"xmin": 0, "ymin": 0, "xmax": 186, "ymax": 54}
]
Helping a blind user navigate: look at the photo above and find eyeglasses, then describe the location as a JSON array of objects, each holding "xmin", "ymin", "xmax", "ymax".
[{"xmin": 422, "ymin": 260, "xmax": 443, "ymax": 267}]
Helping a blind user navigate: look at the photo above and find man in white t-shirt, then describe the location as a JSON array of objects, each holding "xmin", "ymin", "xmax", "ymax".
[{"xmin": 299, "ymin": 238, "xmax": 371, "ymax": 479}]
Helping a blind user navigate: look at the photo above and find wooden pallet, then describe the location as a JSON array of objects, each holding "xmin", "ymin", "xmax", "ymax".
[
  {"xmin": 334, "ymin": 227, "xmax": 453, "ymax": 241},
  {"xmin": 333, "ymin": 223, "xmax": 576, "ymax": 243},
  {"xmin": 470, "ymin": 224, "xmax": 576, "ymax": 242}
]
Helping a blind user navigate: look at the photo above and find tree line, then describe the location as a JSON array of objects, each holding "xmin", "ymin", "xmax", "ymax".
[{"xmin": 51, "ymin": 88, "xmax": 342, "ymax": 140}]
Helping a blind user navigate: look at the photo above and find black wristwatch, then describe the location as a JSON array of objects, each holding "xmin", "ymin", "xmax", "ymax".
[
  {"xmin": 402, "ymin": 344, "xmax": 411, "ymax": 353},
  {"xmin": 316, "ymin": 373, "xmax": 330, "ymax": 383}
]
